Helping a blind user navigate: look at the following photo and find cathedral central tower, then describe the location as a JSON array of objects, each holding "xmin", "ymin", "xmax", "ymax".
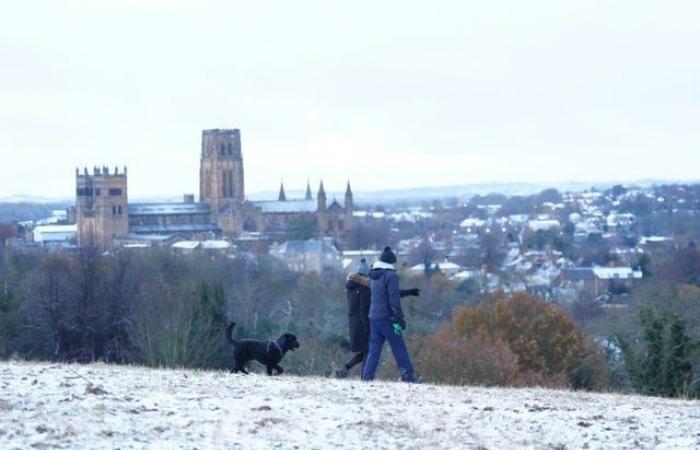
[{"xmin": 199, "ymin": 129, "xmax": 245, "ymax": 212}]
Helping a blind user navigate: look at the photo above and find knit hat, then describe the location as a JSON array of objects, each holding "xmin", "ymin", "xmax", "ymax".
[
  {"xmin": 357, "ymin": 258, "xmax": 370, "ymax": 276},
  {"xmin": 379, "ymin": 246, "xmax": 397, "ymax": 264}
]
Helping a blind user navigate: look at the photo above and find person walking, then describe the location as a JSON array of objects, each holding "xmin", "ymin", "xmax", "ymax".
[
  {"xmin": 337, "ymin": 257, "xmax": 421, "ymax": 378},
  {"xmin": 336, "ymin": 258, "xmax": 372, "ymax": 378},
  {"xmin": 361, "ymin": 246, "xmax": 419, "ymax": 382}
]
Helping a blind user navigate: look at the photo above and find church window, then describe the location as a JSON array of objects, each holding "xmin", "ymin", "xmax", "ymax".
[
  {"xmin": 95, "ymin": 188, "xmax": 101, "ymax": 196},
  {"xmin": 109, "ymin": 188, "xmax": 122, "ymax": 196},
  {"xmin": 220, "ymin": 144, "xmax": 226, "ymax": 155},
  {"xmin": 338, "ymin": 220, "xmax": 344, "ymax": 230},
  {"xmin": 228, "ymin": 170, "xmax": 234, "ymax": 198},
  {"xmin": 222, "ymin": 171, "xmax": 229, "ymax": 197},
  {"xmin": 118, "ymin": 205, "xmax": 122, "ymax": 215},
  {"xmin": 112, "ymin": 205, "xmax": 116, "ymax": 215}
]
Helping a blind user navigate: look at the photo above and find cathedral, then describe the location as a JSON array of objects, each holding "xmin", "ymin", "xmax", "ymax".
[{"xmin": 75, "ymin": 129, "xmax": 353, "ymax": 248}]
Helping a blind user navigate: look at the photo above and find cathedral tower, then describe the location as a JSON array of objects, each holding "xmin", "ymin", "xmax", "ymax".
[
  {"xmin": 75, "ymin": 166, "xmax": 129, "ymax": 248},
  {"xmin": 199, "ymin": 129, "xmax": 244, "ymax": 212}
]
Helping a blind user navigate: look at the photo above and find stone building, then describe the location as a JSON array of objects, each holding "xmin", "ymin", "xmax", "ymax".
[{"xmin": 75, "ymin": 128, "xmax": 353, "ymax": 247}]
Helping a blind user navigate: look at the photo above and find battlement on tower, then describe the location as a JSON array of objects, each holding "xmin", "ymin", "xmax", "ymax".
[{"xmin": 76, "ymin": 166, "xmax": 128, "ymax": 179}]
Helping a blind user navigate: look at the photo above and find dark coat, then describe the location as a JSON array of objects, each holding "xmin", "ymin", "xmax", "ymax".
[
  {"xmin": 368, "ymin": 265, "xmax": 404, "ymax": 322},
  {"xmin": 346, "ymin": 273, "xmax": 371, "ymax": 353}
]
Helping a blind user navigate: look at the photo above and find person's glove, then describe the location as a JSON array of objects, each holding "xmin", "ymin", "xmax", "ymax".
[
  {"xmin": 400, "ymin": 288, "xmax": 421, "ymax": 298},
  {"xmin": 393, "ymin": 318, "xmax": 407, "ymax": 335}
]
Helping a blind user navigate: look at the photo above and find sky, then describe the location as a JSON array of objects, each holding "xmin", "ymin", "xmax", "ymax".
[{"xmin": 1, "ymin": 0, "xmax": 699, "ymax": 199}]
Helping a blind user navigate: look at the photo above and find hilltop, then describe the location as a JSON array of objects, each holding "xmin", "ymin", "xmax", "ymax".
[{"xmin": 0, "ymin": 362, "xmax": 698, "ymax": 449}]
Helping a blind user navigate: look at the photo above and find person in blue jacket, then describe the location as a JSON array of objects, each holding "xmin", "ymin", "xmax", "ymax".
[{"xmin": 361, "ymin": 246, "xmax": 418, "ymax": 382}]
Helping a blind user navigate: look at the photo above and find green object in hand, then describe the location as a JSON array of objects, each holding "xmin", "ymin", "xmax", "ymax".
[{"xmin": 393, "ymin": 323, "xmax": 403, "ymax": 336}]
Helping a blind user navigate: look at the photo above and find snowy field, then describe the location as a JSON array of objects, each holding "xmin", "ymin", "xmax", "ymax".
[{"xmin": 1, "ymin": 361, "xmax": 699, "ymax": 449}]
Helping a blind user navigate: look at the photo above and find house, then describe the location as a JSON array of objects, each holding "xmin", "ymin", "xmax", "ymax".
[
  {"xmin": 560, "ymin": 266, "xmax": 642, "ymax": 298},
  {"xmin": 269, "ymin": 239, "xmax": 341, "ymax": 273},
  {"xmin": 32, "ymin": 224, "xmax": 77, "ymax": 246},
  {"xmin": 528, "ymin": 219, "xmax": 560, "ymax": 232},
  {"xmin": 408, "ymin": 260, "xmax": 463, "ymax": 278},
  {"xmin": 171, "ymin": 239, "xmax": 234, "ymax": 255},
  {"xmin": 459, "ymin": 217, "xmax": 487, "ymax": 230}
]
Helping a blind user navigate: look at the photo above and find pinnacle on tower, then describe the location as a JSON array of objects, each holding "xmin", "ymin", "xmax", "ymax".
[
  {"xmin": 317, "ymin": 180, "xmax": 327, "ymax": 212},
  {"xmin": 305, "ymin": 180, "xmax": 313, "ymax": 200},
  {"xmin": 278, "ymin": 181, "xmax": 287, "ymax": 201}
]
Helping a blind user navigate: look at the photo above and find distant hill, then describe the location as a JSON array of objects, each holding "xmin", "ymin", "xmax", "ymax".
[
  {"xmin": 3, "ymin": 178, "xmax": 699, "ymax": 223},
  {"xmin": 250, "ymin": 179, "xmax": 700, "ymax": 205},
  {"xmin": 1, "ymin": 361, "xmax": 697, "ymax": 449},
  {"xmin": 0, "ymin": 202, "xmax": 71, "ymax": 224}
]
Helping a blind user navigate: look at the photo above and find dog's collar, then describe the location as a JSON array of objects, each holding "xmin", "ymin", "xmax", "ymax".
[{"xmin": 268, "ymin": 340, "xmax": 283, "ymax": 355}]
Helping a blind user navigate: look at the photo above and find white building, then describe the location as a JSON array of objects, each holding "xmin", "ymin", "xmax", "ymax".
[
  {"xmin": 269, "ymin": 239, "xmax": 342, "ymax": 273},
  {"xmin": 32, "ymin": 224, "xmax": 77, "ymax": 245},
  {"xmin": 528, "ymin": 219, "xmax": 560, "ymax": 232}
]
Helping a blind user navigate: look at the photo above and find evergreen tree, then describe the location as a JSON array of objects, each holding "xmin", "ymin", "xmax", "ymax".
[{"xmin": 618, "ymin": 309, "xmax": 697, "ymax": 398}]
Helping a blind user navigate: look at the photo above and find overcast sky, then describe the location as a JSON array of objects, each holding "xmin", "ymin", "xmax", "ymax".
[{"xmin": 1, "ymin": 0, "xmax": 699, "ymax": 199}]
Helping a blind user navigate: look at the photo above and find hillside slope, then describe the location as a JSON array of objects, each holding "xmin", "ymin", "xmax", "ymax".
[{"xmin": 0, "ymin": 362, "xmax": 698, "ymax": 449}]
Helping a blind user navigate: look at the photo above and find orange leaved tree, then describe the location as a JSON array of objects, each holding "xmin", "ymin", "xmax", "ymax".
[{"xmin": 423, "ymin": 291, "xmax": 608, "ymax": 389}]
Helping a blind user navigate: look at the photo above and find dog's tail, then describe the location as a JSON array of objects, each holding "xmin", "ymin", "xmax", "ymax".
[{"xmin": 225, "ymin": 322, "xmax": 238, "ymax": 346}]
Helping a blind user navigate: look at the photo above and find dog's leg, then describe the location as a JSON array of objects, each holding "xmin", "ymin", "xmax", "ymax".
[
  {"xmin": 266, "ymin": 366, "xmax": 273, "ymax": 376},
  {"xmin": 274, "ymin": 365, "xmax": 284, "ymax": 375},
  {"xmin": 240, "ymin": 367, "xmax": 249, "ymax": 375}
]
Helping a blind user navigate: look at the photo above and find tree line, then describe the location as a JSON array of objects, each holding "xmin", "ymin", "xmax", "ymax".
[{"xmin": 0, "ymin": 245, "xmax": 697, "ymax": 397}]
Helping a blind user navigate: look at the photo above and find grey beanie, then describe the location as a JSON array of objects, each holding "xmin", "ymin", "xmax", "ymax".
[{"xmin": 357, "ymin": 258, "xmax": 370, "ymax": 276}]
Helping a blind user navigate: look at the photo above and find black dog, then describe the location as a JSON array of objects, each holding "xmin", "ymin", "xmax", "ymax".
[{"xmin": 225, "ymin": 322, "xmax": 300, "ymax": 376}]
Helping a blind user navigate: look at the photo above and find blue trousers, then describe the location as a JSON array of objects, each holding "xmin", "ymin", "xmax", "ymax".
[{"xmin": 361, "ymin": 319, "xmax": 416, "ymax": 382}]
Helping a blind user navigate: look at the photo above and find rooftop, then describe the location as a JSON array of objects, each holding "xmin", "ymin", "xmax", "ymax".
[
  {"xmin": 128, "ymin": 203, "xmax": 211, "ymax": 216},
  {"xmin": 253, "ymin": 200, "xmax": 317, "ymax": 214},
  {"xmin": 129, "ymin": 223, "xmax": 219, "ymax": 235}
]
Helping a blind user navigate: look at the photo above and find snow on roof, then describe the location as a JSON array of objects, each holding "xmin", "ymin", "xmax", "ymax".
[
  {"xmin": 273, "ymin": 239, "xmax": 338, "ymax": 255},
  {"xmin": 640, "ymin": 236, "xmax": 672, "ymax": 244},
  {"xmin": 409, "ymin": 261, "xmax": 462, "ymax": 271},
  {"xmin": 201, "ymin": 240, "xmax": 231, "ymax": 249},
  {"xmin": 353, "ymin": 211, "xmax": 385, "ymax": 219},
  {"xmin": 33, "ymin": 224, "xmax": 77, "ymax": 234},
  {"xmin": 129, "ymin": 203, "xmax": 210, "ymax": 216},
  {"xmin": 129, "ymin": 224, "xmax": 219, "ymax": 235},
  {"xmin": 253, "ymin": 200, "xmax": 318, "ymax": 213},
  {"xmin": 342, "ymin": 250, "xmax": 381, "ymax": 257},
  {"xmin": 389, "ymin": 211, "xmax": 433, "ymax": 222},
  {"xmin": 453, "ymin": 270, "xmax": 479, "ymax": 279},
  {"xmin": 528, "ymin": 220, "xmax": 560, "ymax": 231},
  {"xmin": 172, "ymin": 241, "xmax": 200, "ymax": 250},
  {"xmin": 459, "ymin": 218, "xmax": 486, "ymax": 228},
  {"xmin": 592, "ymin": 267, "xmax": 643, "ymax": 279}
]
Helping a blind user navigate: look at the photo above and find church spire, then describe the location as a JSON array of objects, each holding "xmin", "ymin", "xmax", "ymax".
[
  {"xmin": 317, "ymin": 180, "xmax": 326, "ymax": 211},
  {"xmin": 345, "ymin": 180, "xmax": 353, "ymax": 212},
  {"xmin": 278, "ymin": 180, "xmax": 286, "ymax": 201},
  {"xmin": 305, "ymin": 179, "xmax": 312, "ymax": 200}
]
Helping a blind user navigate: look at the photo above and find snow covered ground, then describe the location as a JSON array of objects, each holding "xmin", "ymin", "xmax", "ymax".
[{"xmin": 1, "ymin": 361, "xmax": 698, "ymax": 449}]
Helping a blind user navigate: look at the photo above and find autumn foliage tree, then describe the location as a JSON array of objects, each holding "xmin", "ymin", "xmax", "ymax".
[{"xmin": 416, "ymin": 292, "xmax": 608, "ymax": 389}]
